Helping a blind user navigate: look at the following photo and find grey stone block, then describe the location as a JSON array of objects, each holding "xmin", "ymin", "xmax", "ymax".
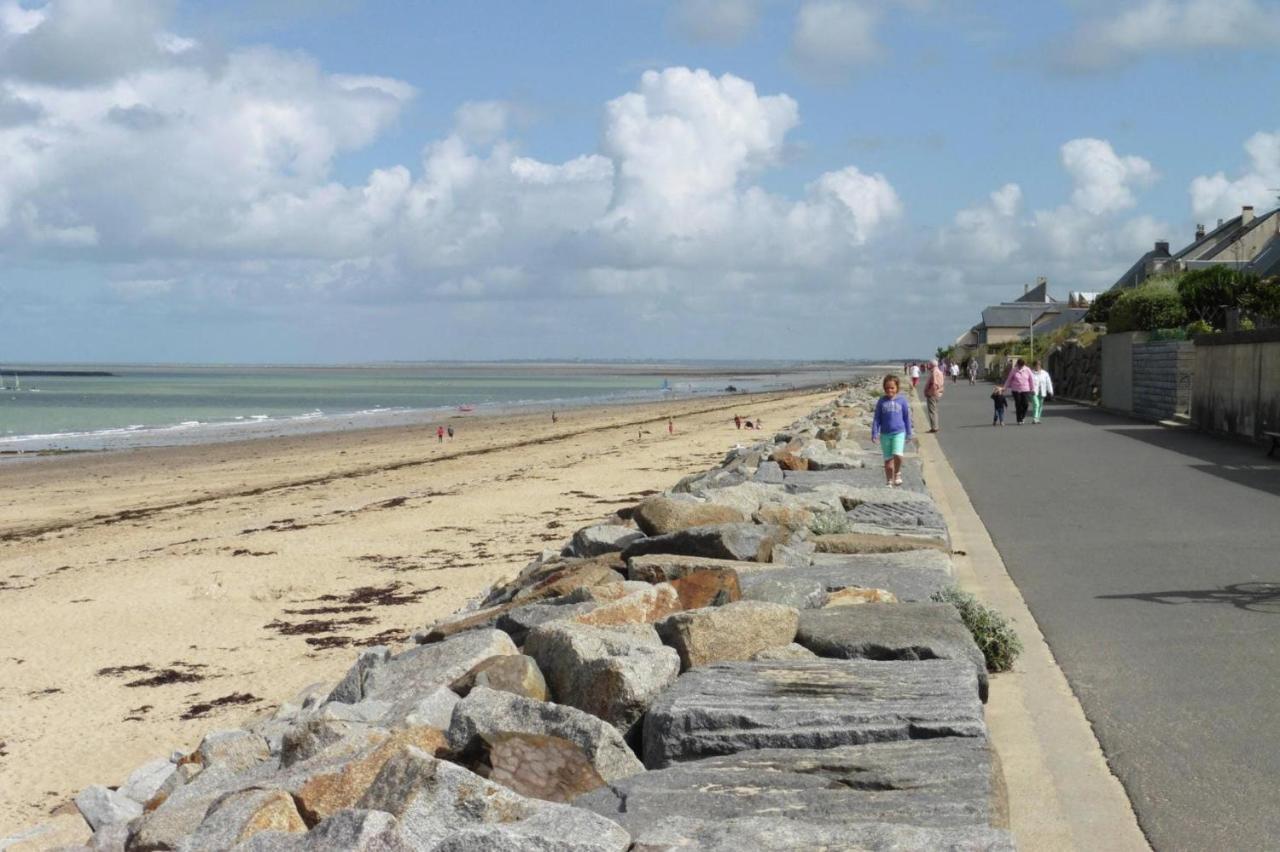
[
  {"xmin": 74, "ymin": 785, "xmax": 142, "ymax": 832},
  {"xmin": 753, "ymin": 461, "xmax": 784, "ymax": 483},
  {"xmin": 625, "ymin": 816, "xmax": 1014, "ymax": 851},
  {"xmin": 739, "ymin": 574, "xmax": 828, "ymax": 609},
  {"xmin": 357, "ymin": 629, "xmax": 518, "ymax": 722},
  {"xmin": 621, "ymin": 523, "xmax": 785, "ymax": 563},
  {"xmin": 736, "ymin": 549, "xmax": 953, "ymax": 603},
  {"xmin": 641, "ymin": 658, "xmax": 985, "ymax": 768},
  {"xmin": 796, "ymin": 604, "xmax": 988, "ymax": 701},
  {"xmin": 571, "ymin": 524, "xmax": 645, "ymax": 557}
]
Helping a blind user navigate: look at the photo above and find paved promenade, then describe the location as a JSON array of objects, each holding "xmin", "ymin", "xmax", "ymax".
[{"xmin": 933, "ymin": 381, "xmax": 1280, "ymax": 851}]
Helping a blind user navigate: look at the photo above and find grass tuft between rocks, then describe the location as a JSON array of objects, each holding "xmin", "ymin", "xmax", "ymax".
[
  {"xmin": 808, "ymin": 509, "xmax": 852, "ymax": 536},
  {"xmin": 931, "ymin": 588, "xmax": 1023, "ymax": 673}
]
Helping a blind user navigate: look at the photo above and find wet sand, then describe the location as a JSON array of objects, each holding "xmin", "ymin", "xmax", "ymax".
[{"xmin": 0, "ymin": 386, "xmax": 842, "ymax": 833}]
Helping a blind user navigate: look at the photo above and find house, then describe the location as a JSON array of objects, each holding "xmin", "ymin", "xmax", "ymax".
[
  {"xmin": 1111, "ymin": 205, "xmax": 1280, "ymax": 290},
  {"xmin": 952, "ymin": 278, "xmax": 1087, "ymax": 363}
]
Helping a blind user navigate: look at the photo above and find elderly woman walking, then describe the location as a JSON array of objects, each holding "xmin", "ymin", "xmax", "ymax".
[{"xmin": 1002, "ymin": 358, "xmax": 1035, "ymax": 425}]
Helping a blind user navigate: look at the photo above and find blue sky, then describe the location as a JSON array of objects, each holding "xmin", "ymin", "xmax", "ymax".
[{"xmin": 2, "ymin": 0, "xmax": 1278, "ymax": 362}]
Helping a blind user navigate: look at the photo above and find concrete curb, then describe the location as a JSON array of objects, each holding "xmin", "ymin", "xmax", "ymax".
[{"xmin": 915, "ymin": 423, "xmax": 1151, "ymax": 851}]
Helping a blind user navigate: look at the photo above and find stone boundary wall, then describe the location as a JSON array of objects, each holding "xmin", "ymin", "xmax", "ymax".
[
  {"xmin": 1131, "ymin": 340, "xmax": 1194, "ymax": 420},
  {"xmin": 3, "ymin": 380, "xmax": 1016, "ymax": 852},
  {"xmin": 1046, "ymin": 340, "xmax": 1100, "ymax": 402}
]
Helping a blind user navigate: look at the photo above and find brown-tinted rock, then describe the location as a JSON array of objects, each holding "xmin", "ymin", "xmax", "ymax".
[
  {"xmin": 824, "ymin": 587, "xmax": 899, "ymax": 606},
  {"xmin": 752, "ymin": 505, "xmax": 814, "ymax": 531},
  {"xmin": 452, "ymin": 655, "xmax": 548, "ymax": 701},
  {"xmin": 813, "ymin": 532, "xmax": 950, "ymax": 555},
  {"xmin": 512, "ymin": 559, "xmax": 627, "ymax": 604},
  {"xmin": 632, "ymin": 496, "xmax": 746, "ymax": 536},
  {"xmin": 294, "ymin": 727, "xmax": 448, "ymax": 825},
  {"xmin": 654, "ymin": 601, "xmax": 799, "ymax": 670},
  {"xmin": 770, "ymin": 450, "xmax": 809, "ymax": 471},
  {"xmin": 417, "ymin": 604, "xmax": 511, "ymax": 642},
  {"xmin": 571, "ymin": 584, "xmax": 681, "ymax": 627},
  {"xmin": 668, "ymin": 568, "xmax": 741, "ymax": 609},
  {"xmin": 186, "ymin": 789, "xmax": 305, "ymax": 851},
  {"xmin": 484, "ymin": 732, "xmax": 608, "ymax": 802},
  {"xmin": 627, "ymin": 553, "xmax": 757, "ymax": 583}
]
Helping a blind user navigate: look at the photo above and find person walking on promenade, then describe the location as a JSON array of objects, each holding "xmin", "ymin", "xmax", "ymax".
[
  {"xmin": 967, "ymin": 359, "xmax": 979, "ymax": 385},
  {"xmin": 1002, "ymin": 358, "xmax": 1035, "ymax": 425},
  {"xmin": 991, "ymin": 386, "xmax": 1008, "ymax": 426},
  {"xmin": 1030, "ymin": 360, "xmax": 1054, "ymax": 424},
  {"xmin": 949, "ymin": 361, "xmax": 960, "ymax": 383},
  {"xmin": 923, "ymin": 360, "xmax": 945, "ymax": 433},
  {"xmin": 908, "ymin": 362, "xmax": 921, "ymax": 389},
  {"xmin": 871, "ymin": 375, "xmax": 913, "ymax": 487}
]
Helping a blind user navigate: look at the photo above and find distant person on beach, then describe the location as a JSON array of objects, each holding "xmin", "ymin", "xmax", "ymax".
[
  {"xmin": 734, "ymin": 414, "xmax": 742, "ymax": 430},
  {"xmin": 908, "ymin": 363, "xmax": 921, "ymax": 389},
  {"xmin": 1030, "ymin": 360, "xmax": 1054, "ymax": 424},
  {"xmin": 991, "ymin": 386, "xmax": 1008, "ymax": 426},
  {"xmin": 668, "ymin": 418, "xmax": 674, "ymax": 435},
  {"xmin": 551, "ymin": 411, "xmax": 558, "ymax": 424},
  {"xmin": 871, "ymin": 375, "xmax": 912, "ymax": 487},
  {"xmin": 967, "ymin": 359, "xmax": 979, "ymax": 385},
  {"xmin": 923, "ymin": 360, "xmax": 945, "ymax": 433},
  {"xmin": 447, "ymin": 424, "xmax": 455, "ymax": 440},
  {"xmin": 949, "ymin": 362, "xmax": 960, "ymax": 383},
  {"xmin": 437, "ymin": 425, "xmax": 445, "ymax": 443},
  {"xmin": 1002, "ymin": 359, "xmax": 1035, "ymax": 425}
]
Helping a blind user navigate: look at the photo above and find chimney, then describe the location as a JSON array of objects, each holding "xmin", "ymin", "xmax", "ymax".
[
  {"xmin": 1242, "ymin": 205, "xmax": 1255, "ymax": 226},
  {"xmin": 1024, "ymin": 283, "xmax": 1029, "ymax": 295},
  {"xmin": 1195, "ymin": 224, "xmax": 1205, "ymax": 240},
  {"xmin": 1218, "ymin": 218, "xmax": 1224, "ymax": 227},
  {"xmin": 1154, "ymin": 241, "xmax": 1170, "ymax": 256}
]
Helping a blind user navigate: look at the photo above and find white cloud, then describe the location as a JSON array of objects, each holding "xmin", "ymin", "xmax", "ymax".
[
  {"xmin": 791, "ymin": 1, "xmax": 882, "ymax": 77},
  {"xmin": 673, "ymin": 0, "xmax": 760, "ymax": 43},
  {"xmin": 1060, "ymin": 137, "xmax": 1156, "ymax": 215},
  {"xmin": 1189, "ymin": 130, "xmax": 1280, "ymax": 221},
  {"xmin": 1061, "ymin": 0, "xmax": 1280, "ymax": 70}
]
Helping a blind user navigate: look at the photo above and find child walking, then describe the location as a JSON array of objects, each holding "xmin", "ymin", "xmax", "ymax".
[
  {"xmin": 991, "ymin": 386, "xmax": 1008, "ymax": 426},
  {"xmin": 871, "ymin": 375, "xmax": 912, "ymax": 486}
]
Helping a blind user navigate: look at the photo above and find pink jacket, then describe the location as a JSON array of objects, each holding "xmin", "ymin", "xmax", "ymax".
[
  {"xmin": 924, "ymin": 367, "xmax": 945, "ymax": 398},
  {"xmin": 1003, "ymin": 365, "xmax": 1034, "ymax": 393}
]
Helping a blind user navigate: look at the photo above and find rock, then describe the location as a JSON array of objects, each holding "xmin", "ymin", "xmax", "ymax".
[
  {"xmin": 816, "ymin": 425, "xmax": 843, "ymax": 441},
  {"xmin": 451, "ymin": 655, "xmax": 548, "ymax": 702},
  {"xmin": 626, "ymin": 553, "xmax": 757, "ymax": 584},
  {"xmin": 355, "ymin": 629, "xmax": 518, "ymax": 722},
  {"xmin": 750, "ymin": 642, "xmax": 818, "ymax": 662},
  {"xmin": 235, "ymin": 809, "xmax": 411, "ymax": 851},
  {"xmin": 327, "ymin": 647, "xmax": 392, "ymax": 705},
  {"xmin": 625, "ymin": 816, "xmax": 1014, "ymax": 851},
  {"xmin": 812, "ymin": 531, "xmax": 949, "ymax": 554},
  {"xmin": 770, "ymin": 450, "xmax": 809, "ymax": 471},
  {"xmin": 494, "ymin": 600, "xmax": 596, "ymax": 645},
  {"xmin": 569, "ymin": 583, "xmax": 681, "ymax": 628},
  {"xmin": 74, "ymin": 785, "xmax": 143, "ymax": 832},
  {"xmin": 482, "ymin": 554, "xmax": 625, "ymax": 608},
  {"xmin": 751, "ymin": 505, "xmax": 813, "ymax": 531},
  {"xmin": 621, "ymin": 523, "xmax": 787, "ymax": 563},
  {"xmin": 738, "ymin": 575, "xmax": 827, "ymax": 610},
  {"xmin": 196, "ymin": 730, "xmax": 270, "ymax": 774},
  {"xmin": 355, "ymin": 746, "xmax": 630, "ymax": 850},
  {"xmin": 784, "ymin": 462, "xmax": 926, "ymax": 493},
  {"xmin": 281, "ymin": 717, "xmax": 366, "ymax": 768},
  {"xmin": 799, "ymin": 444, "xmax": 865, "ymax": 471},
  {"xmin": 510, "ymin": 559, "xmax": 627, "ymax": 604},
  {"xmin": 753, "ymin": 461, "xmax": 784, "ymax": 483},
  {"xmin": 796, "ymin": 603, "xmax": 988, "ymax": 701},
  {"xmin": 0, "ymin": 815, "xmax": 92, "ymax": 851},
  {"xmin": 401, "ymin": 686, "xmax": 460, "ymax": 729},
  {"xmin": 571, "ymin": 524, "xmax": 645, "ymax": 557},
  {"xmin": 318, "ymin": 700, "xmax": 394, "ymax": 725},
  {"xmin": 632, "ymin": 496, "xmax": 745, "ymax": 536},
  {"xmin": 668, "ymin": 567, "xmax": 741, "ymax": 609},
  {"xmin": 654, "ymin": 602, "xmax": 798, "ymax": 670},
  {"xmin": 447, "ymin": 687, "xmax": 644, "ymax": 783},
  {"xmin": 413, "ymin": 605, "xmax": 511, "ymax": 644},
  {"xmin": 642, "ymin": 659, "xmax": 986, "ymax": 768},
  {"xmin": 577, "ymin": 738, "xmax": 1005, "ymax": 834},
  {"xmin": 824, "ymin": 586, "xmax": 899, "ymax": 606},
  {"xmin": 118, "ymin": 758, "xmax": 176, "ymax": 806},
  {"xmin": 523, "ymin": 623, "xmax": 680, "ymax": 737},
  {"xmin": 87, "ymin": 821, "xmax": 130, "ymax": 851},
  {"xmin": 186, "ymin": 788, "xmax": 306, "ymax": 851},
  {"xmin": 693, "ymin": 482, "xmax": 788, "ymax": 516},
  {"xmin": 483, "ymin": 732, "xmax": 609, "ymax": 803},
  {"xmin": 294, "ymin": 727, "xmax": 449, "ymax": 825},
  {"xmin": 846, "ymin": 500, "xmax": 948, "ymax": 536},
  {"xmin": 738, "ymin": 549, "xmax": 954, "ymax": 603},
  {"xmin": 128, "ymin": 764, "xmax": 270, "ymax": 851}
]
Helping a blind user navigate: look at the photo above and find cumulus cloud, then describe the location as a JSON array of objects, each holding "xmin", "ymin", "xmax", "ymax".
[
  {"xmin": 1059, "ymin": 0, "xmax": 1280, "ymax": 70},
  {"xmin": 673, "ymin": 0, "xmax": 761, "ymax": 43},
  {"xmin": 1060, "ymin": 137, "xmax": 1156, "ymax": 215},
  {"xmin": 791, "ymin": 0, "xmax": 883, "ymax": 77},
  {"xmin": 1189, "ymin": 130, "xmax": 1280, "ymax": 221}
]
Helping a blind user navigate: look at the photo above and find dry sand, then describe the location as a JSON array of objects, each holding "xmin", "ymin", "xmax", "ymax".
[{"xmin": 0, "ymin": 387, "xmax": 841, "ymax": 834}]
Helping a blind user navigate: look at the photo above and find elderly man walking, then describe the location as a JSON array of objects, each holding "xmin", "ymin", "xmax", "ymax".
[{"xmin": 924, "ymin": 360, "xmax": 945, "ymax": 433}]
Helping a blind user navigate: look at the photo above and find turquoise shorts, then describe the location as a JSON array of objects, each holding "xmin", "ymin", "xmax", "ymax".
[{"xmin": 879, "ymin": 432, "xmax": 906, "ymax": 459}]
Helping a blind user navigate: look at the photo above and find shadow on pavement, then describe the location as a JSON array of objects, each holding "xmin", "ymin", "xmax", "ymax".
[
  {"xmin": 1050, "ymin": 404, "xmax": 1280, "ymax": 499},
  {"xmin": 1097, "ymin": 582, "xmax": 1280, "ymax": 614}
]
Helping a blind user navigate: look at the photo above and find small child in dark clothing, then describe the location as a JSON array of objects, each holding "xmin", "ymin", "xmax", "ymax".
[{"xmin": 991, "ymin": 386, "xmax": 1007, "ymax": 426}]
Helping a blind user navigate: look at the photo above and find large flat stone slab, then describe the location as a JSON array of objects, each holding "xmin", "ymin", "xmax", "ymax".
[
  {"xmin": 641, "ymin": 659, "xmax": 985, "ymax": 768},
  {"xmin": 736, "ymin": 549, "xmax": 954, "ymax": 603},
  {"xmin": 796, "ymin": 604, "xmax": 988, "ymax": 701},
  {"xmin": 782, "ymin": 459, "xmax": 926, "ymax": 493},
  {"xmin": 625, "ymin": 816, "xmax": 1014, "ymax": 851},
  {"xmin": 576, "ymin": 738, "xmax": 1003, "ymax": 833}
]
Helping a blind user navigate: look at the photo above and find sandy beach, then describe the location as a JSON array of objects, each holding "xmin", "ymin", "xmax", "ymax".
[{"xmin": 0, "ymin": 386, "xmax": 844, "ymax": 834}]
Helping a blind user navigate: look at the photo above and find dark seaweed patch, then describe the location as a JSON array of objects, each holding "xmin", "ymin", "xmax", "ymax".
[{"xmin": 180, "ymin": 692, "xmax": 258, "ymax": 721}]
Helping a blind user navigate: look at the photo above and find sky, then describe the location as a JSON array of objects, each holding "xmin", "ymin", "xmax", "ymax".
[{"xmin": 1, "ymin": 0, "xmax": 1279, "ymax": 363}]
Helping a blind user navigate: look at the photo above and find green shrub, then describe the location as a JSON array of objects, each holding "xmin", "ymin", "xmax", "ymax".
[
  {"xmin": 1109, "ymin": 280, "xmax": 1188, "ymax": 333},
  {"xmin": 1185, "ymin": 319, "xmax": 1213, "ymax": 337},
  {"xmin": 1084, "ymin": 289, "xmax": 1121, "ymax": 324},
  {"xmin": 1177, "ymin": 267, "xmax": 1245, "ymax": 330},
  {"xmin": 808, "ymin": 509, "xmax": 852, "ymax": 536},
  {"xmin": 931, "ymin": 588, "xmax": 1023, "ymax": 673}
]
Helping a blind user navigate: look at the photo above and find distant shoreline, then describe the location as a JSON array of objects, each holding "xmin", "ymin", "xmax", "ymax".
[{"xmin": 1, "ymin": 370, "xmax": 116, "ymax": 377}]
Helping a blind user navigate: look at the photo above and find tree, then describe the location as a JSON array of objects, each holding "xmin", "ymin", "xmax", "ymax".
[
  {"xmin": 1108, "ymin": 280, "xmax": 1187, "ymax": 333},
  {"xmin": 1176, "ymin": 267, "xmax": 1252, "ymax": 330},
  {"xmin": 1085, "ymin": 289, "xmax": 1121, "ymax": 324},
  {"xmin": 1237, "ymin": 275, "xmax": 1280, "ymax": 323}
]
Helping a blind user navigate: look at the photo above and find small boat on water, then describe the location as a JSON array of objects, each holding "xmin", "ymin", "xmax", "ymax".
[{"xmin": 456, "ymin": 404, "xmax": 475, "ymax": 413}]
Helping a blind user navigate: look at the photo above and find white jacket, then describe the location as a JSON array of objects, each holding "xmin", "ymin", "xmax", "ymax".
[{"xmin": 1032, "ymin": 369, "xmax": 1054, "ymax": 397}]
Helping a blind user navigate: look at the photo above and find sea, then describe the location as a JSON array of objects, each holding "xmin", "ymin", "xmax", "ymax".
[{"xmin": 0, "ymin": 362, "xmax": 868, "ymax": 455}]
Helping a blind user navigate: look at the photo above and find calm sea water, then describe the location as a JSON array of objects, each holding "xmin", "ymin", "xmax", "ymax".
[{"xmin": 0, "ymin": 362, "xmax": 862, "ymax": 453}]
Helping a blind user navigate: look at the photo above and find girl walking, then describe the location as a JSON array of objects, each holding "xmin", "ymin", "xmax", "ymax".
[
  {"xmin": 1030, "ymin": 360, "xmax": 1054, "ymax": 424},
  {"xmin": 871, "ymin": 375, "xmax": 913, "ymax": 487}
]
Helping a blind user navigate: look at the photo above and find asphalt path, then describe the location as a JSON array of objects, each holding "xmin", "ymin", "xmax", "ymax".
[{"xmin": 932, "ymin": 380, "xmax": 1280, "ymax": 851}]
